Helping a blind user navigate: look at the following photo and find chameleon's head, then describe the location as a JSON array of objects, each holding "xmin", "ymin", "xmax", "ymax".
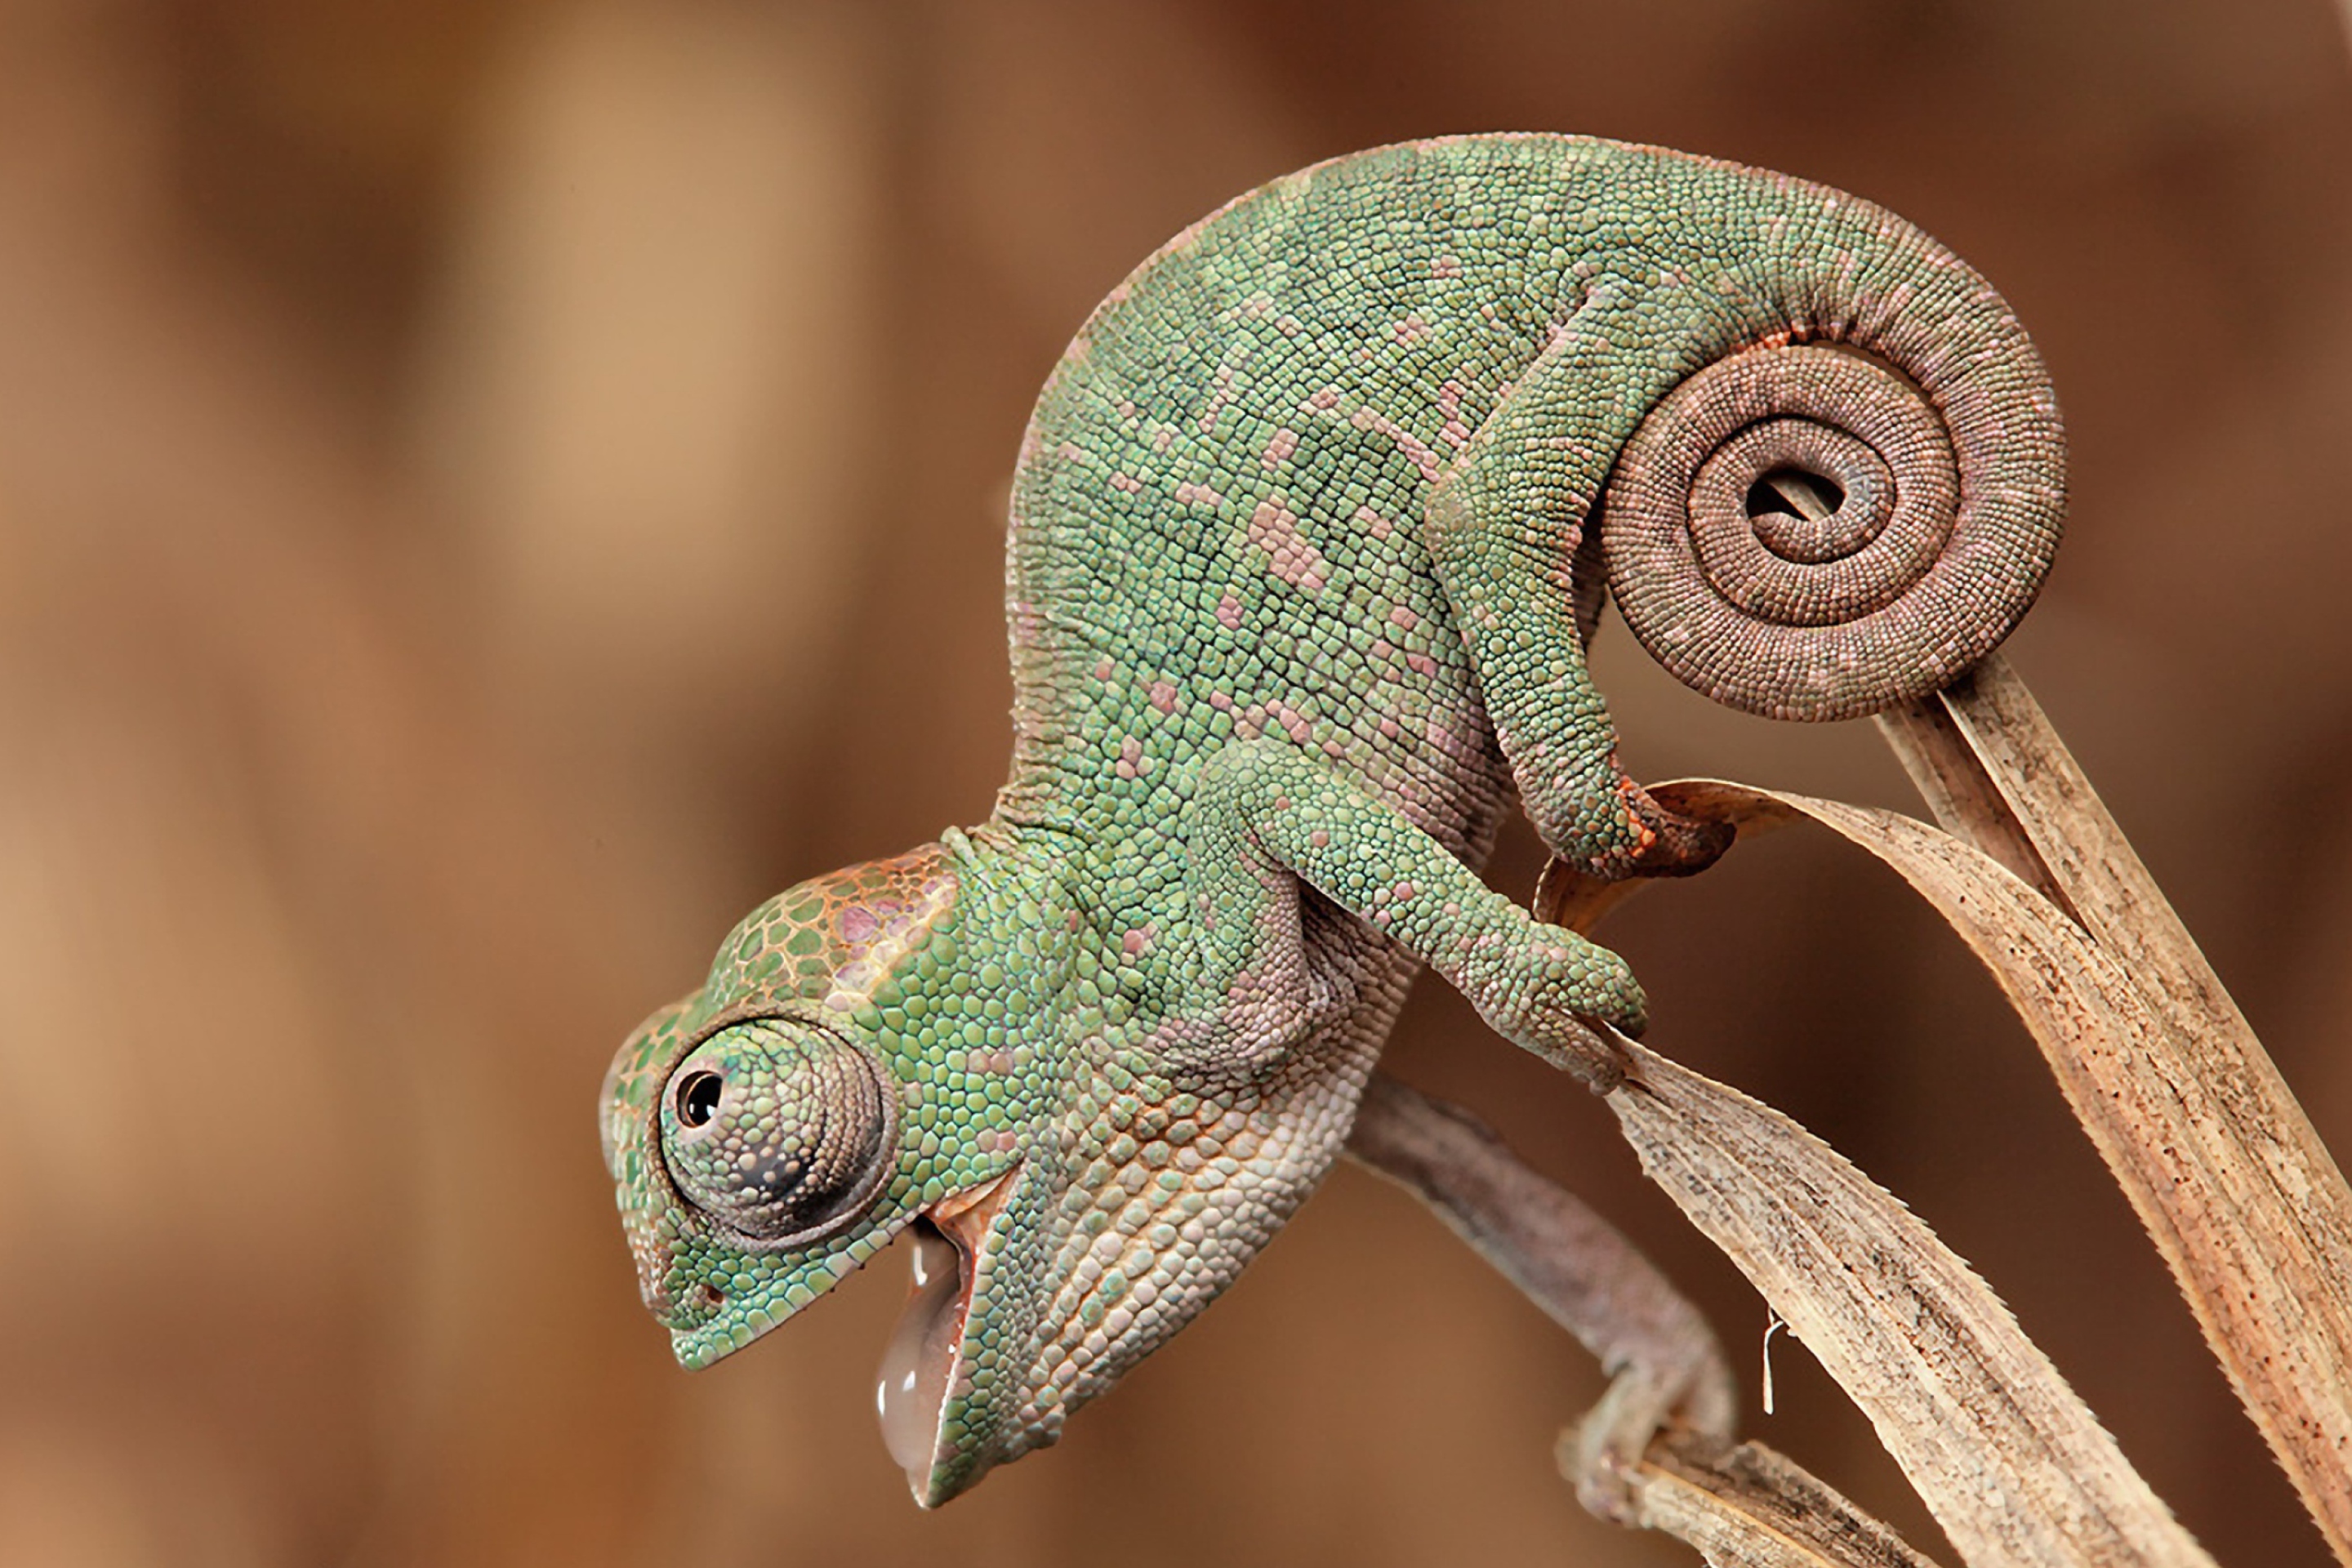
[{"xmin": 599, "ymin": 840, "xmax": 1079, "ymax": 1505}]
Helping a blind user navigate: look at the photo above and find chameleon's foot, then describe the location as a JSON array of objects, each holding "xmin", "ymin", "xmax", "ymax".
[
  {"xmin": 1592, "ymin": 783, "xmax": 1735, "ymax": 882},
  {"xmin": 1561, "ymin": 1352, "xmax": 1739, "ymax": 1524},
  {"xmin": 1454, "ymin": 924, "xmax": 1647, "ymax": 1088}
]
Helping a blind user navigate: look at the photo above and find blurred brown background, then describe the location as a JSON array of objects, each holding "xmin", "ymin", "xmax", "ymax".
[{"xmin": 5, "ymin": 0, "xmax": 2350, "ymax": 1563}]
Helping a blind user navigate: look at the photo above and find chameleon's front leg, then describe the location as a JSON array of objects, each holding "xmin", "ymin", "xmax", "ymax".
[{"xmin": 1178, "ymin": 737, "xmax": 1643, "ymax": 1085}]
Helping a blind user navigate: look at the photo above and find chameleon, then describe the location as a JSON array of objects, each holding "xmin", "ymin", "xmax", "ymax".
[{"xmin": 599, "ymin": 132, "xmax": 2065, "ymax": 1507}]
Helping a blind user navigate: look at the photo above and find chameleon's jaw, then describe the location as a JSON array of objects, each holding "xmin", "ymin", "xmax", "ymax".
[{"xmin": 875, "ymin": 1165, "xmax": 1022, "ymax": 1505}]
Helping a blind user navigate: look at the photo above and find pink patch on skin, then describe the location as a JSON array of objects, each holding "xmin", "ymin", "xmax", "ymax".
[
  {"xmin": 1389, "ymin": 314, "xmax": 1431, "ymax": 345},
  {"xmin": 1247, "ymin": 501, "xmax": 1328, "ymax": 592},
  {"xmin": 1309, "ymin": 830, "xmax": 1330, "ymax": 849},
  {"xmin": 1370, "ymin": 639, "xmax": 1394, "ymax": 661},
  {"xmin": 1149, "ymin": 680, "xmax": 1178, "ymax": 714},
  {"xmin": 1198, "ymin": 363, "xmax": 1237, "ymax": 434},
  {"xmin": 1432, "ymin": 254, "xmax": 1462, "ymax": 280},
  {"xmin": 1395, "ymin": 881, "xmax": 1417, "ymax": 901},
  {"xmin": 1353, "ymin": 504, "xmax": 1395, "ymax": 540},
  {"xmin": 1388, "ymin": 605, "xmax": 1419, "ymax": 630},
  {"xmin": 1152, "ymin": 426, "xmax": 1174, "ymax": 452},
  {"xmin": 1215, "ymin": 593, "xmax": 1244, "ymax": 630},
  {"xmin": 1378, "ymin": 716, "xmax": 1402, "ymax": 739},
  {"xmin": 1122, "ymin": 929, "xmax": 1151, "ymax": 956},
  {"xmin": 1115, "ymin": 736, "xmax": 1144, "ymax": 779},
  {"xmin": 1406, "ymin": 652, "xmax": 1439, "ymax": 676},
  {"xmin": 1304, "ymin": 386, "xmax": 1341, "ymax": 412},
  {"xmin": 1268, "ymin": 702, "xmax": 1313, "ymax": 745},
  {"xmin": 1174, "ymin": 481, "xmax": 1224, "ymax": 507},
  {"xmin": 1261, "ymin": 427, "xmax": 1298, "ymax": 469},
  {"xmin": 1349, "ymin": 408, "xmax": 1442, "ymax": 484},
  {"xmin": 1108, "ymin": 471, "xmax": 1142, "ymax": 493},
  {"xmin": 1095, "ymin": 657, "xmax": 1115, "ymax": 681},
  {"xmin": 1209, "ymin": 690, "xmax": 1233, "ymax": 711},
  {"xmin": 1056, "ymin": 441, "xmax": 1084, "ymax": 462},
  {"xmin": 1437, "ymin": 380, "xmax": 1472, "ymax": 450},
  {"xmin": 839, "ymin": 906, "xmax": 878, "ymax": 945}
]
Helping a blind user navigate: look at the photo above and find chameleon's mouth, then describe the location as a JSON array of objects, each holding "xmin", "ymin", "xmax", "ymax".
[{"xmin": 874, "ymin": 1166, "xmax": 1020, "ymax": 1499}]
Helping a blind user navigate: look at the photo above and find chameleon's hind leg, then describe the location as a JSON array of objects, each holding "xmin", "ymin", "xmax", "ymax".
[
  {"xmin": 1345, "ymin": 1073, "xmax": 1736, "ymax": 1522},
  {"xmin": 1425, "ymin": 292, "xmax": 1731, "ymax": 882},
  {"xmin": 1172, "ymin": 737, "xmax": 1644, "ymax": 1085}
]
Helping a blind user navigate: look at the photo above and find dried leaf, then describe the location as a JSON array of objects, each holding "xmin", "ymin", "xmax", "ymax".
[
  {"xmin": 1633, "ymin": 1434, "xmax": 1949, "ymax": 1568},
  {"xmin": 1876, "ymin": 657, "xmax": 2352, "ymax": 1559},
  {"xmin": 1348, "ymin": 1072, "xmax": 1949, "ymax": 1568},
  {"xmin": 1606, "ymin": 1032, "xmax": 2214, "ymax": 1568}
]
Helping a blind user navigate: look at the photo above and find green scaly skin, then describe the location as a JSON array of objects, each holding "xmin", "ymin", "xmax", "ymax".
[{"xmin": 599, "ymin": 134, "xmax": 2065, "ymax": 1506}]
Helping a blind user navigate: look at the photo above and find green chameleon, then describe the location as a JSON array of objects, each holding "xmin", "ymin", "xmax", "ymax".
[{"xmin": 599, "ymin": 133, "xmax": 2064, "ymax": 1506}]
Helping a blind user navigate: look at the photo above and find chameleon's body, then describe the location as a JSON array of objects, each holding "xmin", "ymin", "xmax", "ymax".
[{"xmin": 601, "ymin": 135, "xmax": 2062, "ymax": 1504}]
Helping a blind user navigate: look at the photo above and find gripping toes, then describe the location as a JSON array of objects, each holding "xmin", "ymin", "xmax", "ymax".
[{"xmin": 1453, "ymin": 920, "xmax": 1646, "ymax": 1084}]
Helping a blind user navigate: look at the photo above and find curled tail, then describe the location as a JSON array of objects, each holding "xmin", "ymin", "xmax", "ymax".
[{"xmin": 1426, "ymin": 139, "xmax": 2065, "ymax": 877}]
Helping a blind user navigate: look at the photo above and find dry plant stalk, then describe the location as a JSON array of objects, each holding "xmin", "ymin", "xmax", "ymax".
[
  {"xmin": 1401, "ymin": 652, "xmax": 2352, "ymax": 1565},
  {"xmin": 1348, "ymin": 1073, "xmax": 1954, "ymax": 1568},
  {"xmin": 1630, "ymin": 1437, "xmax": 1950, "ymax": 1568},
  {"xmin": 1879, "ymin": 657, "xmax": 2352, "ymax": 1557},
  {"xmin": 1606, "ymin": 1034, "xmax": 2210, "ymax": 1568}
]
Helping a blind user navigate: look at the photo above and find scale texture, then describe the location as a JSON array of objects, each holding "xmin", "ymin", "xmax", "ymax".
[{"xmin": 599, "ymin": 133, "xmax": 2065, "ymax": 1505}]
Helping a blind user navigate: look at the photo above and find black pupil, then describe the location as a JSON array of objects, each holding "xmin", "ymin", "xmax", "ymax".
[
  {"xmin": 1745, "ymin": 467, "xmax": 1844, "ymax": 519},
  {"xmin": 677, "ymin": 1070, "xmax": 724, "ymax": 1128}
]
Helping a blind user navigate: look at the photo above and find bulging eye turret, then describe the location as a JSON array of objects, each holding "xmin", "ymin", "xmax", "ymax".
[{"xmin": 659, "ymin": 1019, "xmax": 895, "ymax": 1243}]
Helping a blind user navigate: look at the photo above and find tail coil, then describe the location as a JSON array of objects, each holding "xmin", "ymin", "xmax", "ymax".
[{"xmin": 1601, "ymin": 329, "xmax": 2063, "ymax": 723}]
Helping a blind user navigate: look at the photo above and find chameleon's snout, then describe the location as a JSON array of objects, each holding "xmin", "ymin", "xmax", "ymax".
[{"xmin": 599, "ymin": 999, "xmax": 915, "ymax": 1348}]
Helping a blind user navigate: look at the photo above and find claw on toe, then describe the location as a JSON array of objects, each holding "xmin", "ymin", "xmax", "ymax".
[
  {"xmin": 1585, "ymin": 954, "xmax": 1648, "ymax": 1040},
  {"xmin": 1617, "ymin": 781, "xmax": 1735, "ymax": 880}
]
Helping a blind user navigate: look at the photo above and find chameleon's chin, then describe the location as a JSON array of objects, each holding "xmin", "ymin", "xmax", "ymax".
[{"xmin": 875, "ymin": 1167, "xmax": 1021, "ymax": 1505}]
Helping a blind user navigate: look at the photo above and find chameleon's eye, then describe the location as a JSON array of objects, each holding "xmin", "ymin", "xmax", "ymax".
[
  {"xmin": 675, "ymin": 1069, "xmax": 723, "ymax": 1128},
  {"xmin": 659, "ymin": 1020, "xmax": 896, "ymax": 1243}
]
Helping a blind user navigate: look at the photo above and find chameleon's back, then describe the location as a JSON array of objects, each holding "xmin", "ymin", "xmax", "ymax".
[
  {"xmin": 997, "ymin": 132, "xmax": 2060, "ymax": 903},
  {"xmin": 1000, "ymin": 138, "xmax": 1557, "ymax": 879}
]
